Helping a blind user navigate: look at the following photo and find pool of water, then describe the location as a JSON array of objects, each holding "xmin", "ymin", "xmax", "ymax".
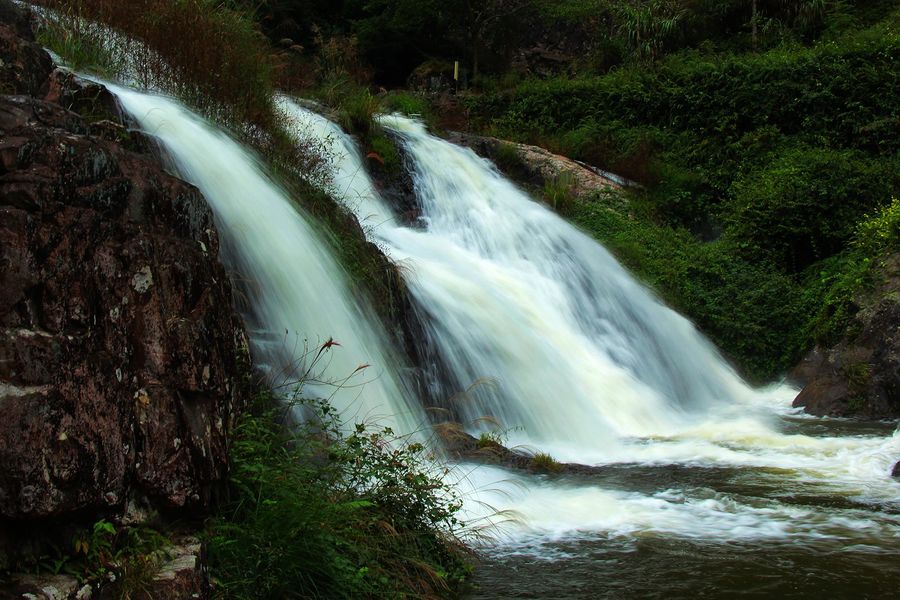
[{"xmin": 464, "ymin": 417, "xmax": 899, "ymax": 599}]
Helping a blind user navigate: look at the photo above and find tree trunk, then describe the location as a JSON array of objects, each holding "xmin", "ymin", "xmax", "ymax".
[{"xmin": 752, "ymin": 0, "xmax": 758, "ymax": 51}]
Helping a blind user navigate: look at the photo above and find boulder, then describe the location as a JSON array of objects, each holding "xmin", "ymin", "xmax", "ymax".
[
  {"xmin": 0, "ymin": 0, "xmax": 53, "ymax": 96},
  {"xmin": 0, "ymin": 4, "xmax": 248, "ymax": 597},
  {"xmin": 792, "ymin": 253, "xmax": 900, "ymax": 419},
  {"xmin": 0, "ymin": 90, "xmax": 249, "ymax": 523},
  {"xmin": 447, "ymin": 131, "xmax": 631, "ymax": 201}
]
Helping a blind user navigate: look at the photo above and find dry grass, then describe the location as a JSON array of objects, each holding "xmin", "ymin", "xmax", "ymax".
[
  {"xmin": 37, "ymin": 0, "xmax": 271, "ymax": 125},
  {"xmin": 35, "ymin": 0, "xmax": 331, "ymax": 187}
]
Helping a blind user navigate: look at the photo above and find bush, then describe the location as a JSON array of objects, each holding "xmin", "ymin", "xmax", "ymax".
[
  {"xmin": 801, "ymin": 197, "xmax": 900, "ymax": 344},
  {"xmin": 725, "ymin": 146, "xmax": 897, "ymax": 272},
  {"xmin": 570, "ymin": 196, "xmax": 808, "ymax": 381},
  {"xmin": 208, "ymin": 392, "xmax": 470, "ymax": 599},
  {"xmin": 380, "ymin": 91, "xmax": 431, "ymax": 118}
]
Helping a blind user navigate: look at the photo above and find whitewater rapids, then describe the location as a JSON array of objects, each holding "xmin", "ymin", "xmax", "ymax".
[{"xmin": 280, "ymin": 101, "xmax": 900, "ymax": 548}]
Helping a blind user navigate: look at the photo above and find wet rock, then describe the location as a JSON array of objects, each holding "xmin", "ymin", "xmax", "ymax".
[
  {"xmin": 792, "ymin": 253, "xmax": 900, "ymax": 419},
  {"xmin": 365, "ymin": 132, "xmax": 421, "ymax": 225},
  {"xmin": 0, "ymin": 0, "xmax": 250, "ymax": 558},
  {"xmin": 43, "ymin": 69, "xmax": 121, "ymax": 125},
  {"xmin": 0, "ymin": 0, "xmax": 53, "ymax": 96},
  {"xmin": 435, "ymin": 423, "xmax": 604, "ymax": 476},
  {"xmin": 447, "ymin": 131, "xmax": 631, "ymax": 201},
  {"xmin": 143, "ymin": 538, "xmax": 208, "ymax": 599},
  {"xmin": 0, "ymin": 5, "xmax": 242, "ymax": 596},
  {"xmin": 0, "ymin": 91, "xmax": 250, "ymax": 521},
  {"xmin": 0, "ymin": 574, "xmax": 80, "ymax": 600},
  {"xmin": 892, "ymin": 462, "xmax": 900, "ymax": 478}
]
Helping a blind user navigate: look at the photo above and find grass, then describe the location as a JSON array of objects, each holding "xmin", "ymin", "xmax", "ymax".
[
  {"xmin": 530, "ymin": 453, "xmax": 563, "ymax": 474},
  {"xmin": 35, "ymin": 0, "xmax": 274, "ymax": 131},
  {"xmin": 543, "ymin": 171, "xmax": 577, "ymax": 215},
  {"xmin": 36, "ymin": 14, "xmax": 123, "ymax": 77}
]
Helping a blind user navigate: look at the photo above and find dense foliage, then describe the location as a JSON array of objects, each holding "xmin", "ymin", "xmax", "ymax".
[
  {"xmin": 209, "ymin": 391, "xmax": 470, "ymax": 599},
  {"xmin": 458, "ymin": 4, "xmax": 899, "ymax": 379}
]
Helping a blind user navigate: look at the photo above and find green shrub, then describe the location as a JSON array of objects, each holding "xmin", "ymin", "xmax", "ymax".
[
  {"xmin": 208, "ymin": 392, "xmax": 470, "ymax": 599},
  {"xmin": 571, "ymin": 197, "xmax": 809, "ymax": 381},
  {"xmin": 800, "ymin": 197, "xmax": 900, "ymax": 344},
  {"xmin": 725, "ymin": 146, "xmax": 897, "ymax": 272},
  {"xmin": 380, "ymin": 91, "xmax": 431, "ymax": 118},
  {"xmin": 33, "ymin": 520, "xmax": 172, "ymax": 599}
]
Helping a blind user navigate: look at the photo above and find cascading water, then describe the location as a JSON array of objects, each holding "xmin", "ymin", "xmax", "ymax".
[
  {"xmin": 106, "ymin": 85, "xmax": 425, "ymax": 436},
  {"xmin": 28, "ymin": 3, "xmax": 900, "ymax": 593},
  {"xmin": 280, "ymin": 101, "xmax": 900, "ymax": 555}
]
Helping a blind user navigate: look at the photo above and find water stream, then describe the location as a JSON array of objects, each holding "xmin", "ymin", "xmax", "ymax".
[
  {"xmin": 280, "ymin": 102, "xmax": 900, "ymax": 597},
  {"xmin": 108, "ymin": 85, "xmax": 426, "ymax": 436},
  {"xmin": 99, "ymin": 81, "xmax": 900, "ymax": 596}
]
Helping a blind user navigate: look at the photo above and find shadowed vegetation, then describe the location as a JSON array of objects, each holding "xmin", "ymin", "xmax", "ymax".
[{"xmin": 209, "ymin": 389, "xmax": 472, "ymax": 599}]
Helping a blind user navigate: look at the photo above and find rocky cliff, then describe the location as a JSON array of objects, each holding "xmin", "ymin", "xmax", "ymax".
[
  {"xmin": 0, "ymin": 1, "xmax": 251, "ymax": 594},
  {"xmin": 792, "ymin": 252, "xmax": 900, "ymax": 419}
]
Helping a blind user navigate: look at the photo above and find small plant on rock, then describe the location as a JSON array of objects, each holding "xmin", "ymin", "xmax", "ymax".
[{"xmin": 530, "ymin": 452, "xmax": 564, "ymax": 474}]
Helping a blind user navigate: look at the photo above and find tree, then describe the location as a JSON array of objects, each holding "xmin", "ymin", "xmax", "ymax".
[
  {"xmin": 456, "ymin": 0, "xmax": 532, "ymax": 80},
  {"xmin": 748, "ymin": 0, "xmax": 828, "ymax": 49}
]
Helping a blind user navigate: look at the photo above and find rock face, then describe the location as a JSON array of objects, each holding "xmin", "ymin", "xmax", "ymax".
[
  {"xmin": 0, "ymin": 0, "xmax": 249, "ymax": 575},
  {"xmin": 447, "ymin": 131, "xmax": 630, "ymax": 200},
  {"xmin": 792, "ymin": 253, "xmax": 900, "ymax": 419},
  {"xmin": 0, "ymin": 0, "xmax": 53, "ymax": 97}
]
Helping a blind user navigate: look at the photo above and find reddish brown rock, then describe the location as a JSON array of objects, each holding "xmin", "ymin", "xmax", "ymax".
[
  {"xmin": 0, "ymin": 5, "xmax": 248, "ymax": 596},
  {"xmin": 0, "ymin": 91, "xmax": 249, "ymax": 522},
  {"xmin": 0, "ymin": 0, "xmax": 53, "ymax": 96}
]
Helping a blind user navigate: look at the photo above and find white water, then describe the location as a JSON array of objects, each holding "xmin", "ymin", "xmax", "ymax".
[
  {"xmin": 280, "ymin": 102, "xmax": 900, "ymax": 547},
  {"xmin": 108, "ymin": 85, "xmax": 425, "ymax": 435}
]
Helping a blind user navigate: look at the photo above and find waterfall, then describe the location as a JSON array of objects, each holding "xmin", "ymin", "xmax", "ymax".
[
  {"xmin": 281, "ymin": 103, "xmax": 759, "ymax": 452},
  {"xmin": 279, "ymin": 102, "xmax": 900, "ymax": 544},
  {"xmin": 107, "ymin": 85, "xmax": 425, "ymax": 435},
  {"xmin": 101, "ymin": 82, "xmax": 898, "ymax": 545}
]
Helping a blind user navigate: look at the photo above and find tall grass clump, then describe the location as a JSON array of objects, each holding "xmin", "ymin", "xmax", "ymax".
[{"xmin": 208, "ymin": 391, "xmax": 471, "ymax": 599}]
